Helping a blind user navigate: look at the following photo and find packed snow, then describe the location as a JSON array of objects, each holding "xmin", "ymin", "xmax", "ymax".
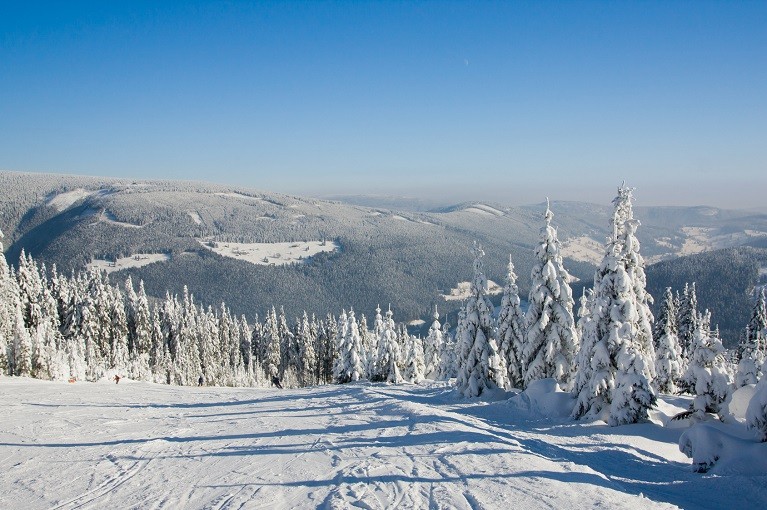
[
  {"xmin": 87, "ymin": 253, "xmax": 171, "ymax": 274},
  {"xmin": 198, "ymin": 239, "xmax": 339, "ymax": 266},
  {"xmin": 1, "ymin": 377, "xmax": 765, "ymax": 509}
]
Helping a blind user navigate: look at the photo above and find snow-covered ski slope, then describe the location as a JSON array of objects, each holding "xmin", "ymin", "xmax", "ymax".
[{"xmin": 1, "ymin": 378, "xmax": 764, "ymax": 509}]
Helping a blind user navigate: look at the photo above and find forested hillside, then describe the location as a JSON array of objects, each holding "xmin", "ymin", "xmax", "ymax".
[{"xmin": 2, "ymin": 171, "xmax": 766, "ymax": 330}]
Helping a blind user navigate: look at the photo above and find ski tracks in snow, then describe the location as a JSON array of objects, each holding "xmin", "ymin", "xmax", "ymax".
[{"xmin": 0, "ymin": 379, "xmax": 700, "ymax": 509}]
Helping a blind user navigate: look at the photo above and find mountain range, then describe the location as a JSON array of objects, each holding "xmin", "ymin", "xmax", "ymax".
[{"xmin": 2, "ymin": 171, "xmax": 765, "ymax": 346}]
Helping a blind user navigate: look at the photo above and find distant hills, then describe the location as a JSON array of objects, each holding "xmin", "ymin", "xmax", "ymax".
[{"xmin": 2, "ymin": 171, "xmax": 765, "ymax": 346}]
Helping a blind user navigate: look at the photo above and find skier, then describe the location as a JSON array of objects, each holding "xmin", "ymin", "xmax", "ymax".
[
  {"xmin": 198, "ymin": 375, "xmax": 204, "ymax": 387},
  {"xmin": 114, "ymin": 375, "xmax": 120, "ymax": 384},
  {"xmin": 269, "ymin": 364, "xmax": 283, "ymax": 389}
]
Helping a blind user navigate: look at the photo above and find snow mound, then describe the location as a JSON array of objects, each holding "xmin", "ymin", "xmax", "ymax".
[
  {"xmin": 679, "ymin": 422, "xmax": 767, "ymax": 474},
  {"xmin": 722, "ymin": 384, "xmax": 757, "ymax": 424},
  {"xmin": 509, "ymin": 378, "xmax": 575, "ymax": 419}
]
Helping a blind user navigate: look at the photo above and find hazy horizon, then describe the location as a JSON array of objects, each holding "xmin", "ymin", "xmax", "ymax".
[{"xmin": 2, "ymin": 2, "xmax": 765, "ymax": 210}]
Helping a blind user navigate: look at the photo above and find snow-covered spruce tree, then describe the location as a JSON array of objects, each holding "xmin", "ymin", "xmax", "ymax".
[
  {"xmin": 437, "ymin": 316, "xmax": 458, "ymax": 380},
  {"xmin": 368, "ymin": 305, "xmax": 385, "ymax": 379},
  {"xmin": 0, "ymin": 228, "xmax": 20, "ymax": 374},
  {"xmin": 374, "ymin": 305, "xmax": 401, "ymax": 383},
  {"xmin": 654, "ymin": 287, "xmax": 684, "ymax": 394},
  {"xmin": 497, "ymin": 256, "xmax": 525, "ymax": 389},
  {"xmin": 572, "ymin": 288, "xmax": 596, "ymax": 407},
  {"xmin": 736, "ymin": 289, "xmax": 767, "ymax": 387},
  {"xmin": 455, "ymin": 243, "xmax": 502, "ymax": 397},
  {"xmin": 573, "ymin": 185, "xmax": 657, "ymax": 424},
  {"xmin": 677, "ymin": 282, "xmax": 699, "ymax": 364},
  {"xmin": 523, "ymin": 201, "xmax": 578, "ymax": 389},
  {"xmin": 262, "ymin": 306, "xmax": 281, "ymax": 378},
  {"xmin": 423, "ymin": 306, "xmax": 443, "ymax": 379},
  {"xmin": 403, "ymin": 334, "xmax": 425, "ymax": 383},
  {"xmin": 297, "ymin": 311, "xmax": 317, "ymax": 386},
  {"xmin": 358, "ymin": 313, "xmax": 373, "ymax": 380},
  {"xmin": 622, "ymin": 214, "xmax": 656, "ymax": 381},
  {"xmin": 681, "ymin": 311, "xmax": 732, "ymax": 418},
  {"xmin": 334, "ymin": 308, "xmax": 366, "ymax": 384},
  {"xmin": 747, "ymin": 359, "xmax": 767, "ymax": 442}
]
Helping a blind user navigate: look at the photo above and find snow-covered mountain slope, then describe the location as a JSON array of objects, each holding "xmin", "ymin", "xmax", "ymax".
[
  {"xmin": 2, "ymin": 172, "xmax": 767, "ymax": 332},
  {"xmin": 1, "ymin": 378, "xmax": 764, "ymax": 509}
]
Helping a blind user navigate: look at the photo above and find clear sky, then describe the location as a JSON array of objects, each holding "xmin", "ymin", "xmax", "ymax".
[{"xmin": 1, "ymin": 1, "xmax": 765, "ymax": 208}]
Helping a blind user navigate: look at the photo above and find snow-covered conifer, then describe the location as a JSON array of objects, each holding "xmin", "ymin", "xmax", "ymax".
[
  {"xmin": 498, "ymin": 256, "xmax": 525, "ymax": 389},
  {"xmin": 403, "ymin": 334, "xmax": 425, "ymax": 383},
  {"xmin": 424, "ymin": 306, "xmax": 443, "ymax": 379},
  {"xmin": 681, "ymin": 311, "xmax": 732, "ymax": 418},
  {"xmin": 654, "ymin": 287, "xmax": 684, "ymax": 394},
  {"xmin": 374, "ymin": 305, "xmax": 401, "ymax": 383},
  {"xmin": 455, "ymin": 243, "xmax": 501, "ymax": 397},
  {"xmin": 263, "ymin": 306, "xmax": 281, "ymax": 377},
  {"xmin": 573, "ymin": 185, "xmax": 656, "ymax": 424},
  {"xmin": 736, "ymin": 289, "xmax": 767, "ymax": 387},
  {"xmin": 523, "ymin": 201, "xmax": 578, "ymax": 389},
  {"xmin": 678, "ymin": 282, "xmax": 699, "ymax": 362},
  {"xmin": 747, "ymin": 359, "xmax": 767, "ymax": 442}
]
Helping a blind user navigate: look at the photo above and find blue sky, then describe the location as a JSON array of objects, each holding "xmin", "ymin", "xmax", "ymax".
[{"xmin": 1, "ymin": 1, "xmax": 765, "ymax": 208}]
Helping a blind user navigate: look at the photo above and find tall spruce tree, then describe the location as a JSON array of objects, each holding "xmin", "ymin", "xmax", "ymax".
[
  {"xmin": 497, "ymin": 256, "xmax": 525, "ymax": 389},
  {"xmin": 678, "ymin": 282, "xmax": 699, "ymax": 363},
  {"xmin": 424, "ymin": 306, "xmax": 444, "ymax": 380},
  {"xmin": 455, "ymin": 243, "xmax": 500, "ymax": 397},
  {"xmin": 573, "ymin": 185, "xmax": 656, "ymax": 425},
  {"xmin": 523, "ymin": 201, "xmax": 578, "ymax": 389},
  {"xmin": 654, "ymin": 287, "xmax": 684, "ymax": 394}
]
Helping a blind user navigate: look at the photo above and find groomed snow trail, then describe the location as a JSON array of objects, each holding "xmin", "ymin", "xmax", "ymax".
[{"xmin": 0, "ymin": 379, "xmax": 762, "ymax": 509}]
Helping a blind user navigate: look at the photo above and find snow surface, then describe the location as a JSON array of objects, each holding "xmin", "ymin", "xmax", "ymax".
[
  {"xmin": 214, "ymin": 192, "xmax": 265, "ymax": 202},
  {"xmin": 464, "ymin": 204, "xmax": 504, "ymax": 217},
  {"xmin": 87, "ymin": 253, "xmax": 171, "ymax": 274},
  {"xmin": 560, "ymin": 235, "xmax": 604, "ymax": 265},
  {"xmin": 188, "ymin": 211, "xmax": 203, "ymax": 225},
  {"xmin": 1, "ymin": 378, "xmax": 764, "ymax": 509},
  {"xmin": 45, "ymin": 189, "xmax": 112, "ymax": 212},
  {"xmin": 198, "ymin": 239, "xmax": 339, "ymax": 266},
  {"xmin": 442, "ymin": 280, "xmax": 503, "ymax": 301}
]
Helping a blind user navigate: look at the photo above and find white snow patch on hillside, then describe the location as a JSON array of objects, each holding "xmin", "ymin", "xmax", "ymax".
[
  {"xmin": 408, "ymin": 319, "xmax": 426, "ymax": 327},
  {"xmin": 443, "ymin": 279, "xmax": 502, "ymax": 301},
  {"xmin": 465, "ymin": 207, "xmax": 494, "ymax": 216},
  {"xmin": 87, "ymin": 253, "xmax": 170, "ymax": 274},
  {"xmin": 392, "ymin": 214, "xmax": 409, "ymax": 221},
  {"xmin": 198, "ymin": 239, "xmax": 338, "ymax": 266},
  {"xmin": 561, "ymin": 235, "xmax": 604, "ymax": 265},
  {"xmin": 187, "ymin": 211, "xmax": 202, "ymax": 225},
  {"xmin": 1, "ymin": 378, "xmax": 764, "ymax": 509},
  {"xmin": 472, "ymin": 203, "xmax": 505, "ymax": 216},
  {"xmin": 99, "ymin": 210, "xmax": 143, "ymax": 228},
  {"xmin": 214, "ymin": 192, "xmax": 264, "ymax": 202},
  {"xmin": 655, "ymin": 237, "xmax": 675, "ymax": 249},
  {"xmin": 45, "ymin": 188, "xmax": 113, "ymax": 212}
]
